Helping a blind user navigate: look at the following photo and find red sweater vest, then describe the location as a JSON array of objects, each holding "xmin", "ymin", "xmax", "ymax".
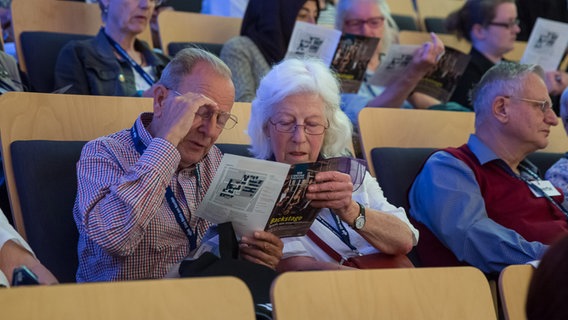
[{"xmin": 445, "ymin": 145, "xmax": 568, "ymax": 244}]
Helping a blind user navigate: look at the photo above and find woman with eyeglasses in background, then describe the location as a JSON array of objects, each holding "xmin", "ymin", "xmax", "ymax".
[
  {"xmin": 54, "ymin": 0, "xmax": 170, "ymax": 96},
  {"xmin": 447, "ymin": 0, "xmax": 567, "ymax": 110},
  {"xmin": 336, "ymin": 0, "xmax": 446, "ymax": 127}
]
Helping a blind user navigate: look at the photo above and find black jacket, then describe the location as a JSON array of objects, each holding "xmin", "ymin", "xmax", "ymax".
[{"xmin": 54, "ymin": 29, "xmax": 170, "ymax": 96}]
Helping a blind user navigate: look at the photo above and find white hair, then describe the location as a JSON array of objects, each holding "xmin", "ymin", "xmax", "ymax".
[{"xmin": 248, "ymin": 58, "xmax": 353, "ymax": 159}]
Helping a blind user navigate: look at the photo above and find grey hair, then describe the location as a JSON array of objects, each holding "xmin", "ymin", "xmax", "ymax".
[
  {"xmin": 248, "ymin": 58, "xmax": 353, "ymax": 160},
  {"xmin": 471, "ymin": 61, "xmax": 545, "ymax": 125},
  {"xmin": 335, "ymin": 0, "xmax": 399, "ymax": 55},
  {"xmin": 157, "ymin": 48, "xmax": 232, "ymax": 90}
]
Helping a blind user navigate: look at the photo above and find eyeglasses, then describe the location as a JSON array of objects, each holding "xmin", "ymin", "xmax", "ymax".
[
  {"xmin": 147, "ymin": 0, "xmax": 164, "ymax": 6},
  {"xmin": 488, "ymin": 19, "xmax": 520, "ymax": 29},
  {"xmin": 168, "ymin": 88, "xmax": 238, "ymax": 130},
  {"xmin": 504, "ymin": 96, "xmax": 553, "ymax": 113},
  {"xmin": 343, "ymin": 17, "xmax": 386, "ymax": 29},
  {"xmin": 269, "ymin": 119, "xmax": 328, "ymax": 135}
]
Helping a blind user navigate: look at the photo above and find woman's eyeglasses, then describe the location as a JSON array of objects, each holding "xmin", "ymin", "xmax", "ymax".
[{"xmin": 269, "ymin": 119, "xmax": 328, "ymax": 135}]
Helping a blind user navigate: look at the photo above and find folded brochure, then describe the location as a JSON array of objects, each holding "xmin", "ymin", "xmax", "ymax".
[{"xmin": 195, "ymin": 154, "xmax": 366, "ymax": 238}]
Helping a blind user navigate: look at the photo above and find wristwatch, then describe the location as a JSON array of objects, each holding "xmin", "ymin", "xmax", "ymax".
[{"xmin": 352, "ymin": 201, "xmax": 366, "ymax": 230}]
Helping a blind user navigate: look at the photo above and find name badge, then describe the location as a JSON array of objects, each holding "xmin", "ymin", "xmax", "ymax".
[{"xmin": 529, "ymin": 180, "xmax": 561, "ymax": 197}]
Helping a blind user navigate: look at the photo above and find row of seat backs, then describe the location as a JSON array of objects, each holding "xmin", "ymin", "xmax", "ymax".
[
  {"xmin": 0, "ymin": 265, "xmax": 501, "ymax": 320},
  {"xmin": 18, "ymin": 31, "xmax": 228, "ymax": 93}
]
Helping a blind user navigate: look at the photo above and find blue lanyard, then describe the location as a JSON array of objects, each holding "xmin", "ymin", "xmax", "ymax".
[
  {"xmin": 316, "ymin": 213, "xmax": 358, "ymax": 252},
  {"xmin": 130, "ymin": 122, "xmax": 199, "ymax": 250},
  {"xmin": 103, "ymin": 28, "xmax": 156, "ymax": 87}
]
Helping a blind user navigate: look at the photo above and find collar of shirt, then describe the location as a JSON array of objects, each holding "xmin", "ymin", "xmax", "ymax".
[{"xmin": 467, "ymin": 134, "xmax": 539, "ymax": 177}]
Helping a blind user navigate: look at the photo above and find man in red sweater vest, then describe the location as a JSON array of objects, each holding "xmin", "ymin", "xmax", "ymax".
[{"xmin": 409, "ymin": 62, "xmax": 568, "ymax": 274}]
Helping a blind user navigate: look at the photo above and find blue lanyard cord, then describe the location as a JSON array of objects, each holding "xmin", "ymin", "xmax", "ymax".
[
  {"xmin": 130, "ymin": 122, "xmax": 199, "ymax": 250},
  {"xmin": 103, "ymin": 29, "xmax": 155, "ymax": 87},
  {"xmin": 316, "ymin": 213, "xmax": 358, "ymax": 253},
  {"xmin": 517, "ymin": 163, "xmax": 568, "ymax": 220}
]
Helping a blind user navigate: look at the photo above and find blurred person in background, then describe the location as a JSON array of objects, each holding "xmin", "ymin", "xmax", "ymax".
[{"xmin": 55, "ymin": 0, "xmax": 170, "ymax": 96}]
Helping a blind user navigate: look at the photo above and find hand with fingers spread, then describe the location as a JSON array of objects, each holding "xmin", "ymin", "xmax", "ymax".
[
  {"xmin": 239, "ymin": 231, "xmax": 283, "ymax": 270},
  {"xmin": 410, "ymin": 32, "xmax": 446, "ymax": 74},
  {"xmin": 150, "ymin": 86, "xmax": 220, "ymax": 147}
]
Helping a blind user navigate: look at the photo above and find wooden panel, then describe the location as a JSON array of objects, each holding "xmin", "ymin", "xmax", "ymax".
[
  {"xmin": 0, "ymin": 277, "xmax": 255, "ymax": 320},
  {"xmin": 12, "ymin": 0, "xmax": 152, "ymax": 72},
  {"xmin": 357, "ymin": 108, "xmax": 567, "ymax": 176},
  {"xmin": 499, "ymin": 264, "xmax": 534, "ymax": 320},
  {"xmin": 158, "ymin": 11, "xmax": 242, "ymax": 56},
  {"xmin": 0, "ymin": 92, "xmax": 153, "ymax": 238},
  {"xmin": 415, "ymin": 0, "xmax": 465, "ymax": 19},
  {"xmin": 358, "ymin": 108, "xmax": 474, "ymax": 176},
  {"xmin": 503, "ymin": 41, "xmax": 527, "ymax": 62},
  {"xmin": 386, "ymin": 0, "xmax": 417, "ymax": 19},
  {"xmin": 217, "ymin": 102, "xmax": 251, "ymax": 145},
  {"xmin": 271, "ymin": 267, "xmax": 497, "ymax": 320}
]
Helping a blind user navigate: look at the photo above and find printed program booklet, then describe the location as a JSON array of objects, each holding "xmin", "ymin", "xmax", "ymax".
[
  {"xmin": 369, "ymin": 44, "xmax": 471, "ymax": 102},
  {"xmin": 285, "ymin": 21, "xmax": 380, "ymax": 93},
  {"xmin": 521, "ymin": 17, "xmax": 568, "ymax": 71},
  {"xmin": 194, "ymin": 154, "xmax": 366, "ymax": 238}
]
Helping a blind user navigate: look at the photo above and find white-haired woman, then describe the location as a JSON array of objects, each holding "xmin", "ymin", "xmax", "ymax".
[
  {"xmin": 248, "ymin": 58, "xmax": 418, "ymax": 271},
  {"xmin": 54, "ymin": 0, "xmax": 170, "ymax": 96},
  {"xmin": 336, "ymin": 0, "xmax": 446, "ymax": 124}
]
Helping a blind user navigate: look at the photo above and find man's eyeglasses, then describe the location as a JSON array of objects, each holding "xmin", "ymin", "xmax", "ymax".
[
  {"xmin": 269, "ymin": 119, "xmax": 328, "ymax": 135},
  {"xmin": 488, "ymin": 19, "xmax": 520, "ymax": 29},
  {"xmin": 168, "ymin": 88, "xmax": 238, "ymax": 130},
  {"xmin": 504, "ymin": 96, "xmax": 553, "ymax": 113},
  {"xmin": 343, "ymin": 17, "xmax": 386, "ymax": 29},
  {"xmin": 146, "ymin": 0, "xmax": 164, "ymax": 6}
]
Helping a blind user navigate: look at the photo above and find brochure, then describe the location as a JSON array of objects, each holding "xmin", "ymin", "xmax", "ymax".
[
  {"xmin": 369, "ymin": 45, "xmax": 471, "ymax": 102},
  {"xmin": 194, "ymin": 154, "xmax": 366, "ymax": 238},
  {"xmin": 285, "ymin": 21, "xmax": 380, "ymax": 93},
  {"xmin": 331, "ymin": 33, "xmax": 381, "ymax": 93},
  {"xmin": 521, "ymin": 17, "xmax": 568, "ymax": 71}
]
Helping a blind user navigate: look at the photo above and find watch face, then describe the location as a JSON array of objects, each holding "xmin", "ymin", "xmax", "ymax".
[{"xmin": 355, "ymin": 216, "xmax": 366, "ymax": 229}]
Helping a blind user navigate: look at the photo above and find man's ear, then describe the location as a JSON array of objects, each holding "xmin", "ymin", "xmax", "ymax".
[
  {"xmin": 493, "ymin": 95, "xmax": 509, "ymax": 123},
  {"xmin": 152, "ymin": 84, "xmax": 168, "ymax": 118},
  {"xmin": 471, "ymin": 23, "xmax": 486, "ymax": 41}
]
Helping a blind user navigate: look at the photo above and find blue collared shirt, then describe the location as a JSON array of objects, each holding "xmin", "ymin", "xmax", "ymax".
[{"xmin": 409, "ymin": 134, "xmax": 548, "ymax": 273}]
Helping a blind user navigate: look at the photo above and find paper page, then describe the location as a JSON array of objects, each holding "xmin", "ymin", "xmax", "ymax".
[
  {"xmin": 368, "ymin": 44, "xmax": 418, "ymax": 87},
  {"xmin": 195, "ymin": 154, "xmax": 290, "ymax": 238},
  {"xmin": 285, "ymin": 21, "xmax": 342, "ymax": 66},
  {"xmin": 521, "ymin": 18, "xmax": 568, "ymax": 71}
]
